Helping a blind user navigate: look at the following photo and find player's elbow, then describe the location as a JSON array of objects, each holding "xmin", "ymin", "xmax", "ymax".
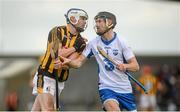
[
  {"xmin": 130, "ymin": 63, "xmax": 139, "ymax": 72},
  {"xmin": 72, "ymin": 62, "xmax": 82, "ymax": 69},
  {"xmin": 74, "ymin": 64, "xmax": 81, "ymax": 69},
  {"xmin": 134, "ymin": 63, "xmax": 140, "ymax": 72}
]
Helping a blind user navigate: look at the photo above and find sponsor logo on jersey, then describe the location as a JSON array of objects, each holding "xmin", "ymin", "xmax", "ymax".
[
  {"xmin": 104, "ymin": 46, "xmax": 111, "ymax": 50},
  {"xmin": 113, "ymin": 49, "xmax": 118, "ymax": 56},
  {"xmin": 46, "ymin": 86, "xmax": 50, "ymax": 92}
]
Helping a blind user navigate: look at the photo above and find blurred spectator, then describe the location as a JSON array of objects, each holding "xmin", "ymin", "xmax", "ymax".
[
  {"xmin": 156, "ymin": 64, "xmax": 177, "ymax": 111},
  {"xmin": 137, "ymin": 65, "xmax": 158, "ymax": 111},
  {"xmin": 173, "ymin": 65, "xmax": 180, "ymax": 110},
  {"xmin": 174, "ymin": 74, "xmax": 180, "ymax": 110},
  {"xmin": 27, "ymin": 68, "xmax": 37, "ymax": 110},
  {"xmin": 5, "ymin": 90, "xmax": 19, "ymax": 111}
]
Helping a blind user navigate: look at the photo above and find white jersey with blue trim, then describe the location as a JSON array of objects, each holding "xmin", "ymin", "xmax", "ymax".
[{"xmin": 82, "ymin": 32, "xmax": 135, "ymax": 93}]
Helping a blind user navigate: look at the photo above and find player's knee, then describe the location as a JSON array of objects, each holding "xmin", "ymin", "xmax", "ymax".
[
  {"xmin": 104, "ymin": 101, "xmax": 120, "ymax": 111},
  {"xmin": 106, "ymin": 105, "xmax": 119, "ymax": 111},
  {"xmin": 31, "ymin": 97, "xmax": 41, "ymax": 111},
  {"xmin": 41, "ymin": 102, "xmax": 54, "ymax": 111},
  {"xmin": 43, "ymin": 100, "xmax": 54, "ymax": 110},
  {"xmin": 39, "ymin": 94, "xmax": 54, "ymax": 111}
]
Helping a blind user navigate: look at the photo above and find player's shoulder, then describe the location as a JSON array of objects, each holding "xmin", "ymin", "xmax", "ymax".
[
  {"xmin": 49, "ymin": 25, "xmax": 66, "ymax": 32},
  {"xmin": 115, "ymin": 32, "xmax": 124, "ymax": 40},
  {"xmin": 57, "ymin": 25, "xmax": 66, "ymax": 30},
  {"xmin": 76, "ymin": 33, "xmax": 84, "ymax": 40},
  {"xmin": 89, "ymin": 36, "xmax": 101, "ymax": 44},
  {"xmin": 115, "ymin": 32, "xmax": 128, "ymax": 44}
]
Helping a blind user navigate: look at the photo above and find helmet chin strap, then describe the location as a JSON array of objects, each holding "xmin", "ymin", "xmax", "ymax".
[
  {"xmin": 75, "ymin": 26, "xmax": 84, "ymax": 32},
  {"xmin": 72, "ymin": 23, "xmax": 82, "ymax": 32},
  {"xmin": 69, "ymin": 20, "xmax": 84, "ymax": 33}
]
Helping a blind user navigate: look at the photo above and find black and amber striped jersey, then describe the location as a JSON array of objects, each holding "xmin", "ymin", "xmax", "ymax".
[
  {"xmin": 38, "ymin": 25, "xmax": 86, "ymax": 82},
  {"xmin": 139, "ymin": 74, "xmax": 158, "ymax": 95}
]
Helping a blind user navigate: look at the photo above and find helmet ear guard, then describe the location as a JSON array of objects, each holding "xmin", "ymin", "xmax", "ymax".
[
  {"xmin": 69, "ymin": 16, "xmax": 78, "ymax": 25},
  {"xmin": 105, "ymin": 18, "xmax": 114, "ymax": 29}
]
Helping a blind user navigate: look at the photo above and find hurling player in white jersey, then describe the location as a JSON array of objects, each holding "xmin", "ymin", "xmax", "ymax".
[{"xmin": 59, "ymin": 11, "xmax": 139, "ymax": 111}]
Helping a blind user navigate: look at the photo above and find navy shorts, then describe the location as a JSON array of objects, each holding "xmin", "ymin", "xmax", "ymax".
[{"xmin": 99, "ymin": 89, "xmax": 137, "ymax": 111}]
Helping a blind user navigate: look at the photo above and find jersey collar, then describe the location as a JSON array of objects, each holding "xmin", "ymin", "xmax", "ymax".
[{"xmin": 100, "ymin": 32, "xmax": 117, "ymax": 45}]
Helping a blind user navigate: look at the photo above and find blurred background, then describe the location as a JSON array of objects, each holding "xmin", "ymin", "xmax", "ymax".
[{"xmin": 0, "ymin": 0, "xmax": 179, "ymax": 111}]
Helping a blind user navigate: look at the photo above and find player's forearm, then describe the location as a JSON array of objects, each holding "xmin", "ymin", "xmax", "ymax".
[
  {"xmin": 61, "ymin": 54, "xmax": 86, "ymax": 69},
  {"xmin": 68, "ymin": 55, "xmax": 86, "ymax": 68},
  {"xmin": 124, "ymin": 57, "xmax": 139, "ymax": 72},
  {"xmin": 124, "ymin": 63, "xmax": 139, "ymax": 72},
  {"xmin": 68, "ymin": 60, "xmax": 83, "ymax": 68},
  {"xmin": 58, "ymin": 47, "xmax": 76, "ymax": 57}
]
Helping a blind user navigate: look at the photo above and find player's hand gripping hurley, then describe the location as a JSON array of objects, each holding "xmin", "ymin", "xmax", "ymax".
[{"xmin": 97, "ymin": 45, "xmax": 148, "ymax": 94}]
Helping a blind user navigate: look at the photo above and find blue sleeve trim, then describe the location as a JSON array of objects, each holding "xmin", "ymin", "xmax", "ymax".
[{"xmin": 87, "ymin": 49, "xmax": 94, "ymax": 59}]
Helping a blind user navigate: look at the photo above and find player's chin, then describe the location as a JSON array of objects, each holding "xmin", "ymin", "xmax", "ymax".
[
  {"xmin": 96, "ymin": 31, "xmax": 103, "ymax": 36},
  {"xmin": 97, "ymin": 31, "xmax": 101, "ymax": 33},
  {"xmin": 81, "ymin": 27, "xmax": 85, "ymax": 31},
  {"xmin": 97, "ymin": 29, "xmax": 103, "ymax": 33}
]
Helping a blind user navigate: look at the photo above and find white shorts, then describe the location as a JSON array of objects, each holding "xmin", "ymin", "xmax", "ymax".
[
  {"xmin": 32, "ymin": 72, "xmax": 64, "ymax": 97},
  {"xmin": 139, "ymin": 94, "xmax": 156, "ymax": 108}
]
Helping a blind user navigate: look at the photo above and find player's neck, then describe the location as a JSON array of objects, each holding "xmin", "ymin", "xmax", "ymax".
[{"xmin": 102, "ymin": 30, "xmax": 114, "ymax": 41}]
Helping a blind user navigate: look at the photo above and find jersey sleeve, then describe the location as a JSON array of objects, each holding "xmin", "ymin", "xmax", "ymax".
[
  {"xmin": 78, "ymin": 40, "xmax": 86, "ymax": 54},
  {"xmin": 47, "ymin": 26, "xmax": 62, "ymax": 58},
  {"xmin": 120, "ymin": 38, "xmax": 135, "ymax": 61},
  {"xmin": 82, "ymin": 41, "xmax": 94, "ymax": 59},
  {"xmin": 74, "ymin": 37, "xmax": 87, "ymax": 53}
]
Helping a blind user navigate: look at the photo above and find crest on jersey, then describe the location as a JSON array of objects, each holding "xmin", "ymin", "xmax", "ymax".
[
  {"xmin": 46, "ymin": 86, "xmax": 51, "ymax": 92},
  {"xmin": 104, "ymin": 58, "xmax": 114, "ymax": 71},
  {"xmin": 113, "ymin": 49, "xmax": 118, "ymax": 56}
]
